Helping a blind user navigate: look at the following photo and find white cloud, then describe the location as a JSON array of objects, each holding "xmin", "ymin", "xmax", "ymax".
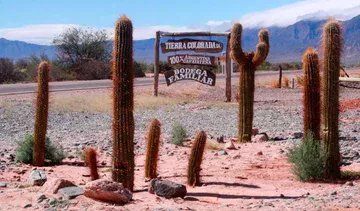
[
  {"xmin": 240, "ymin": 0, "xmax": 360, "ymax": 28},
  {"xmin": 1, "ymin": 0, "xmax": 360, "ymax": 45}
]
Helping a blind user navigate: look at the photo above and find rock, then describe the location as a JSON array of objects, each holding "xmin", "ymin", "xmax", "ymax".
[
  {"xmin": 345, "ymin": 181, "xmax": 354, "ymax": 186},
  {"xmin": 330, "ymin": 191, "xmax": 337, "ymax": 196},
  {"xmin": 252, "ymin": 133, "xmax": 268, "ymax": 142},
  {"xmin": 37, "ymin": 194, "xmax": 46, "ymax": 203},
  {"xmin": 167, "ymin": 151, "xmax": 174, "ymax": 156},
  {"xmin": 23, "ymin": 203, "xmax": 32, "ymax": 208},
  {"xmin": 49, "ymin": 198, "xmax": 57, "ymax": 205},
  {"xmin": 0, "ymin": 182, "xmax": 7, "ymax": 188},
  {"xmin": 291, "ymin": 132, "xmax": 304, "ymax": 139},
  {"xmin": 58, "ymin": 187, "xmax": 84, "ymax": 199},
  {"xmin": 252, "ymin": 128, "xmax": 259, "ymax": 136},
  {"xmin": 84, "ymin": 179, "xmax": 132, "ymax": 204},
  {"xmin": 233, "ymin": 154, "xmax": 241, "ymax": 159},
  {"xmin": 40, "ymin": 178, "xmax": 76, "ymax": 194},
  {"xmin": 28, "ymin": 170, "xmax": 47, "ymax": 186},
  {"xmin": 257, "ymin": 151, "xmax": 263, "ymax": 156},
  {"xmin": 218, "ymin": 150, "xmax": 228, "ymax": 155},
  {"xmin": 149, "ymin": 178, "xmax": 187, "ymax": 199},
  {"xmin": 224, "ymin": 141, "xmax": 236, "ymax": 150},
  {"xmin": 217, "ymin": 136, "xmax": 225, "ymax": 143}
]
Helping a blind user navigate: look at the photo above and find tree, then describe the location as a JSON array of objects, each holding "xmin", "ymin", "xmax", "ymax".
[
  {"xmin": 53, "ymin": 27, "xmax": 111, "ymax": 80},
  {"xmin": 0, "ymin": 58, "xmax": 24, "ymax": 83}
]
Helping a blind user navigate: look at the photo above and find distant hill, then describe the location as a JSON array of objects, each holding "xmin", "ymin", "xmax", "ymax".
[{"xmin": 1, "ymin": 15, "xmax": 360, "ymax": 65}]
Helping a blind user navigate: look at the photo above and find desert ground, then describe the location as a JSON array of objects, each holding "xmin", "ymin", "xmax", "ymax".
[{"xmin": 0, "ymin": 71, "xmax": 360, "ymax": 211}]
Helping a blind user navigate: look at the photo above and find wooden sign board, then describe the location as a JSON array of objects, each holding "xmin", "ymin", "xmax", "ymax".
[
  {"xmin": 161, "ymin": 38, "xmax": 223, "ymax": 53},
  {"xmin": 164, "ymin": 67, "xmax": 216, "ymax": 86},
  {"xmin": 168, "ymin": 54, "xmax": 215, "ymax": 66}
]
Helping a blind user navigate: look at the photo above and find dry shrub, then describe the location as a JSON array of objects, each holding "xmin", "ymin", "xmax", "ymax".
[
  {"xmin": 340, "ymin": 71, "xmax": 346, "ymax": 77},
  {"xmin": 282, "ymin": 76, "xmax": 290, "ymax": 87},
  {"xmin": 206, "ymin": 141, "xmax": 223, "ymax": 150},
  {"xmin": 270, "ymin": 80, "xmax": 280, "ymax": 88},
  {"xmin": 296, "ymin": 75, "xmax": 304, "ymax": 87}
]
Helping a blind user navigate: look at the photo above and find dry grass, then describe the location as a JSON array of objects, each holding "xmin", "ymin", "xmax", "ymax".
[
  {"xmin": 296, "ymin": 75, "xmax": 304, "ymax": 87},
  {"xmin": 50, "ymin": 91, "xmax": 189, "ymax": 113},
  {"xmin": 282, "ymin": 76, "xmax": 290, "ymax": 88},
  {"xmin": 206, "ymin": 141, "xmax": 223, "ymax": 150},
  {"xmin": 270, "ymin": 80, "xmax": 280, "ymax": 88},
  {"xmin": 0, "ymin": 101, "xmax": 14, "ymax": 109}
]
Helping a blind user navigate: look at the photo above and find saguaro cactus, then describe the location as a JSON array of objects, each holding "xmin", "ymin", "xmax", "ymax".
[
  {"xmin": 33, "ymin": 61, "xmax": 50, "ymax": 167},
  {"xmin": 230, "ymin": 23, "xmax": 270, "ymax": 143},
  {"xmin": 302, "ymin": 48, "xmax": 321, "ymax": 141},
  {"xmin": 322, "ymin": 20, "xmax": 342, "ymax": 179},
  {"xmin": 112, "ymin": 15, "xmax": 135, "ymax": 191},
  {"xmin": 187, "ymin": 131, "xmax": 207, "ymax": 187},
  {"xmin": 85, "ymin": 148, "xmax": 100, "ymax": 181},
  {"xmin": 145, "ymin": 119, "xmax": 161, "ymax": 180}
]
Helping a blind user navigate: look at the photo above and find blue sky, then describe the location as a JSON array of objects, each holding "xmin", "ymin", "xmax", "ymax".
[
  {"xmin": 0, "ymin": 0, "xmax": 299, "ymax": 28},
  {"xmin": 0, "ymin": 0, "xmax": 359, "ymax": 44}
]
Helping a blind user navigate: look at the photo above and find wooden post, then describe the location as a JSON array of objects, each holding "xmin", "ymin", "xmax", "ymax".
[
  {"xmin": 154, "ymin": 31, "xmax": 160, "ymax": 96},
  {"xmin": 292, "ymin": 78, "xmax": 295, "ymax": 89},
  {"xmin": 278, "ymin": 65, "xmax": 283, "ymax": 88},
  {"xmin": 225, "ymin": 34, "xmax": 231, "ymax": 102}
]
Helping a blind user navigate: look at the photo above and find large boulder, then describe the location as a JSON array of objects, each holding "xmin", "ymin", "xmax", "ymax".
[
  {"xmin": 148, "ymin": 178, "xmax": 187, "ymax": 199},
  {"xmin": 84, "ymin": 179, "xmax": 132, "ymax": 204},
  {"xmin": 28, "ymin": 170, "xmax": 47, "ymax": 186},
  {"xmin": 40, "ymin": 178, "xmax": 76, "ymax": 194}
]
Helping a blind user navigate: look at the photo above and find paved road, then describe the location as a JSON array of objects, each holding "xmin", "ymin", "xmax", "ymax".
[{"xmin": 0, "ymin": 70, "xmax": 303, "ymax": 96}]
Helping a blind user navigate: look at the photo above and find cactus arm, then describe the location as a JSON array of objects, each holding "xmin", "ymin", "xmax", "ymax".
[
  {"xmin": 253, "ymin": 29, "xmax": 270, "ymax": 67},
  {"xmin": 252, "ymin": 42, "xmax": 269, "ymax": 67},
  {"xmin": 230, "ymin": 23, "xmax": 247, "ymax": 64}
]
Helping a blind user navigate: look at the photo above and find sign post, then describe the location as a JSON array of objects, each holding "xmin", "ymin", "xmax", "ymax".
[{"xmin": 153, "ymin": 31, "xmax": 232, "ymax": 102}]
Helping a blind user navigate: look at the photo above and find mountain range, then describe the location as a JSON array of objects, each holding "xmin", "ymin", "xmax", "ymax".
[{"xmin": 1, "ymin": 15, "xmax": 360, "ymax": 65}]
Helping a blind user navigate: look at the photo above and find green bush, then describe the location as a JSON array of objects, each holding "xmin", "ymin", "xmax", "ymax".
[
  {"xmin": 134, "ymin": 61, "xmax": 147, "ymax": 77},
  {"xmin": 171, "ymin": 122, "xmax": 187, "ymax": 146},
  {"xmin": 288, "ymin": 133, "xmax": 327, "ymax": 181},
  {"xmin": 16, "ymin": 135, "xmax": 66, "ymax": 164}
]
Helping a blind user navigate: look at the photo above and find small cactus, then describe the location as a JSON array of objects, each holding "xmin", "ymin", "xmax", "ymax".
[
  {"xmin": 33, "ymin": 61, "xmax": 50, "ymax": 167},
  {"xmin": 187, "ymin": 131, "xmax": 207, "ymax": 187},
  {"xmin": 145, "ymin": 119, "xmax": 161, "ymax": 180},
  {"xmin": 302, "ymin": 48, "xmax": 321, "ymax": 141},
  {"xmin": 230, "ymin": 23, "xmax": 270, "ymax": 143},
  {"xmin": 322, "ymin": 19, "xmax": 342, "ymax": 179},
  {"xmin": 111, "ymin": 15, "xmax": 135, "ymax": 191},
  {"xmin": 85, "ymin": 148, "xmax": 100, "ymax": 181}
]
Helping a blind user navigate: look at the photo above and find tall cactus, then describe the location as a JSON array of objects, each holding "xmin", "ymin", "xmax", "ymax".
[
  {"xmin": 145, "ymin": 119, "xmax": 161, "ymax": 180},
  {"xmin": 85, "ymin": 148, "xmax": 100, "ymax": 181},
  {"xmin": 322, "ymin": 20, "xmax": 342, "ymax": 179},
  {"xmin": 187, "ymin": 131, "xmax": 207, "ymax": 187},
  {"xmin": 230, "ymin": 23, "xmax": 270, "ymax": 143},
  {"xmin": 302, "ymin": 48, "xmax": 321, "ymax": 141},
  {"xmin": 33, "ymin": 61, "xmax": 50, "ymax": 167},
  {"xmin": 112, "ymin": 15, "xmax": 135, "ymax": 191}
]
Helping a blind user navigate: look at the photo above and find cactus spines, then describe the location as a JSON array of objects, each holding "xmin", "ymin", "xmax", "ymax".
[
  {"xmin": 33, "ymin": 61, "xmax": 50, "ymax": 167},
  {"xmin": 302, "ymin": 48, "xmax": 321, "ymax": 141},
  {"xmin": 111, "ymin": 15, "xmax": 135, "ymax": 191},
  {"xmin": 187, "ymin": 131, "xmax": 207, "ymax": 187},
  {"xmin": 322, "ymin": 19, "xmax": 342, "ymax": 179},
  {"xmin": 230, "ymin": 23, "xmax": 270, "ymax": 143},
  {"xmin": 145, "ymin": 119, "xmax": 161, "ymax": 180},
  {"xmin": 85, "ymin": 148, "xmax": 100, "ymax": 181}
]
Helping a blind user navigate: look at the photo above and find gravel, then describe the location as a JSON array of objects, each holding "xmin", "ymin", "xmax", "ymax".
[{"xmin": 0, "ymin": 87, "xmax": 359, "ymax": 162}]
